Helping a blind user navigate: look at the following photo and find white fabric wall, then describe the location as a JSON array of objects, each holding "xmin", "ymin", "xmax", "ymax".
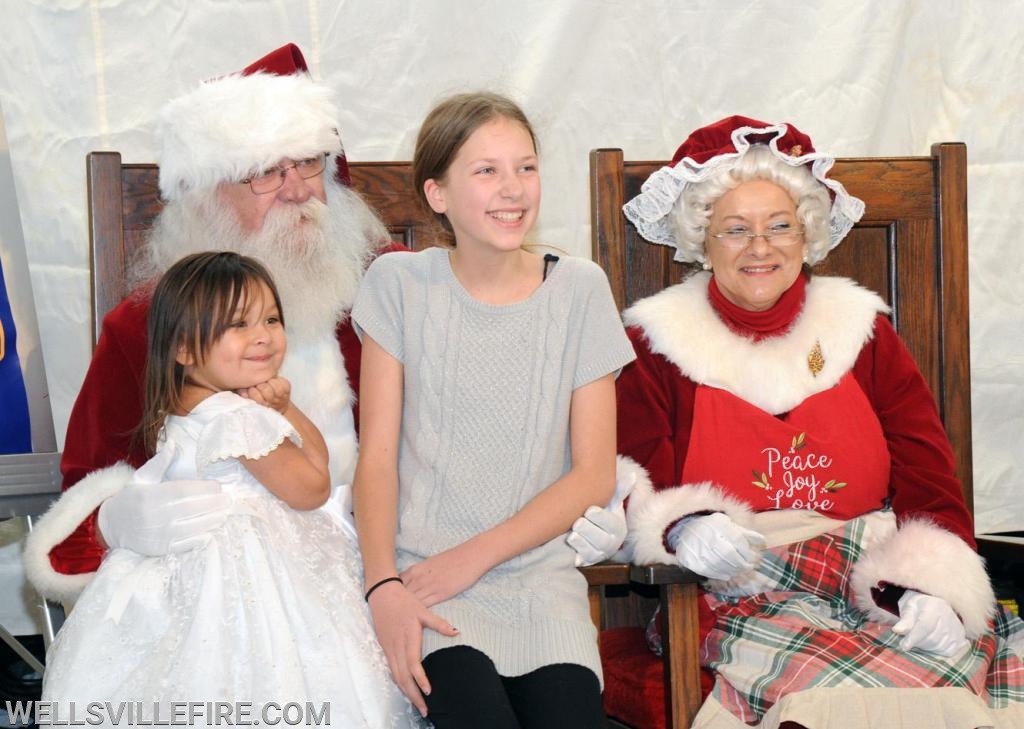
[{"xmin": 0, "ymin": 0, "xmax": 1020, "ymax": 534}]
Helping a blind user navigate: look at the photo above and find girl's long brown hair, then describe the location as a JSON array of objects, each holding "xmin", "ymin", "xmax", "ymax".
[
  {"xmin": 137, "ymin": 251, "xmax": 284, "ymax": 454},
  {"xmin": 412, "ymin": 91, "xmax": 538, "ymax": 243}
]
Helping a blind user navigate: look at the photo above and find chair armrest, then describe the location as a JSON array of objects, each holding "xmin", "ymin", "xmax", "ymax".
[
  {"xmin": 582, "ymin": 560, "xmax": 704, "ymax": 728},
  {"xmin": 580, "ymin": 561, "xmax": 630, "ymax": 585},
  {"xmin": 630, "ymin": 563, "xmax": 701, "ymax": 586},
  {"xmin": 580, "ymin": 561, "xmax": 701, "ymax": 586}
]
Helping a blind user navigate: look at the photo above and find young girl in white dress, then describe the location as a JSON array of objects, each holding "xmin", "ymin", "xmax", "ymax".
[
  {"xmin": 43, "ymin": 251, "xmax": 420, "ymax": 728},
  {"xmin": 352, "ymin": 93, "xmax": 635, "ymax": 728}
]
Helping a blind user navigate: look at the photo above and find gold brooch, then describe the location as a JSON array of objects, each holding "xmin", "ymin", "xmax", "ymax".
[{"xmin": 808, "ymin": 340, "xmax": 825, "ymax": 376}]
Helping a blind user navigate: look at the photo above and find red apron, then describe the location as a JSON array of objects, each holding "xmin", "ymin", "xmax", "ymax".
[{"xmin": 681, "ymin": 374, "xmax": 890, "ymax": 519}]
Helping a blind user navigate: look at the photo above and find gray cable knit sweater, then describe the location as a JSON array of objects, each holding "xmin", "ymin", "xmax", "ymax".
[{"xmin": 352, "ymin": 247, "xmax": 634, "ymax": 682}]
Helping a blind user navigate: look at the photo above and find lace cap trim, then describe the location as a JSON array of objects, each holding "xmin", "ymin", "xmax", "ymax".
[{"xmin": 622, "ymin": 123, "xmax": 865, "ymax": 264}]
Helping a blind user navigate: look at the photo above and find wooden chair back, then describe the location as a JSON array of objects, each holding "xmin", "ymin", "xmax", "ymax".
[
  {"xmin": 591, "ymin": 143, "xmax": 973, "ymax": 507},
  {"xmin": 85, "ymin": 145, "xmax": 977, "ymax": 501},
  {"xmin": 85, "ymin": 152, "xmax": 443, "ymax": 342}
]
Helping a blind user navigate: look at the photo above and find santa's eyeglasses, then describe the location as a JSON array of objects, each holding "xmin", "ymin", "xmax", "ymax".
[{"xmin": 241, "ymin": 154, "xmax": 328, "ymax": 195}]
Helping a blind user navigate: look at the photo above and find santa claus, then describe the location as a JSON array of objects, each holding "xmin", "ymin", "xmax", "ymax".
[{"xmin": 25, "ymin": 44, "xmax": 396, "ymax": 601}]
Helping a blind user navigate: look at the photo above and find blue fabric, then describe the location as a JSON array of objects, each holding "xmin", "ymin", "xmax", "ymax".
[{"xmin": 0, "ymin": 257, "xmax": 31, "ymax": 453}]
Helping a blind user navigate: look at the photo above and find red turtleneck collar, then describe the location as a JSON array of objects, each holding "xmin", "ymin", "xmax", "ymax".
[{"xmin": 708, "ymin": 273, "xmax": 808, "ymax": 341}]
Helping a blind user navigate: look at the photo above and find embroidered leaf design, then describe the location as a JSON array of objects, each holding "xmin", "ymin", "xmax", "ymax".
[
  {"xmin": 751, "ymin": 471, "xmax": 771, "ymax": 490},
  {"xmin": 752, "ymin": 469, "xmax": 762, "ymax": 480},
  {"xmin": 791, "ymin": 432, "xmax": 807, "ymax": 451},
  {"xmin": 823, "ymin": 480, "xmax": 848, "ymax": 492}
]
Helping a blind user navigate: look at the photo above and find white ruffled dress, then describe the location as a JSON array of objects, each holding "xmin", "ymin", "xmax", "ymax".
[{"xmin": 43, "ymin": 391, "xmax": 420, "ymax": 728}]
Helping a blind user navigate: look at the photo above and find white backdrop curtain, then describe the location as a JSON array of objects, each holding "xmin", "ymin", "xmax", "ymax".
[{"xmin": 0, "ymin": 0, "xmax": 1020, "ymax": 534}]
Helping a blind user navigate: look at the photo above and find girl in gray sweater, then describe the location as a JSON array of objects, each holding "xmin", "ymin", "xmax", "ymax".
[{"xmin": 351, "ymin": 92, "xmax": 634, "ymax": 729}]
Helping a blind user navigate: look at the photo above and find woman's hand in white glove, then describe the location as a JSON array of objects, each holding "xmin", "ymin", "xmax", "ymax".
[
  {"xmin": 892, "ymin": 589, "xmax": 969, "ymax": 656},
  {"xmin": 669, "ymin": 512, "xmax": 766, "ymax": 580}
]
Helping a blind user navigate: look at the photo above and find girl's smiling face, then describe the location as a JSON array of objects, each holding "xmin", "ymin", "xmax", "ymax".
[
  {"xmin": 423, "ymin": 116, "xmax": 540, "ymax": 254},
  {"xmin": 177, "ymin": 279, "xmax": 286, "ymax": 393}
]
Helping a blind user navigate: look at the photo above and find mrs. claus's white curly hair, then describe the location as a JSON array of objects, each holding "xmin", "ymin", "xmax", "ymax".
[{"xmin": 671, "ymin": 145, "xmax": 832, "ymax": 265}]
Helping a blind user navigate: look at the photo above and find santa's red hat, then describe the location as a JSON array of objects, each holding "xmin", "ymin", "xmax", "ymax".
[{"xmin": 157, "ymin": 43, "xmax": 350, "ymax": 201}]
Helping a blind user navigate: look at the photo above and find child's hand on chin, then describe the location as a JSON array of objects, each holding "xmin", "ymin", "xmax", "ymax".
[{"xmin": 237, "ymin": 376, "xmax": 292, "ymax": 413}]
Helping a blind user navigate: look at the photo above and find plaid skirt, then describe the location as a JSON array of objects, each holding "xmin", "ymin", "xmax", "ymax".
[{"xmin": 691, "ymin": 515, "xmax": 1024, "ymax": 727}]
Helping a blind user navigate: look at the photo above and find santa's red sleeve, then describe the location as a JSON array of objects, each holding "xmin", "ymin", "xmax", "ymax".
[{"xmin": 24, "ymin": 295, "xmax": 150, "ymax": 600}]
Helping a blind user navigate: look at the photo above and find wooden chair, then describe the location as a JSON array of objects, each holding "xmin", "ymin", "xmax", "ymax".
[{"xmin": 591, "ymin": 142, "xmax": 1023, "ymax": 728}]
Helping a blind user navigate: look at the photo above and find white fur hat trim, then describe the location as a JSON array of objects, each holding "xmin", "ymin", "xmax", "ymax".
[{"xmin": 157, "ymin": 72, "xmax": 343, "ymax": 200}]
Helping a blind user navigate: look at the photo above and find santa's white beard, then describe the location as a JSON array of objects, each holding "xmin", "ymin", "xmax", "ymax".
[{"xmin": 140, "ymin": 178, "xmax": 387, "ymax": 343}]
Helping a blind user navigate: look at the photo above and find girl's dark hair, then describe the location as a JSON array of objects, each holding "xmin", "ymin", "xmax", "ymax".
[
  {"xmin": 137, "ymin": 251, "xmax": 284, "ymax": 453},
  {"xmin": 412, "ymin": 91, "xmax": 537, "ymax": 241}
]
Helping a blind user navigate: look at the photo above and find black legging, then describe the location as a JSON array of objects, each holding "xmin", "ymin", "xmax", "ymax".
[{"xmin": 422, "ymin": 645, "xmax": 608, "ymax": 729}]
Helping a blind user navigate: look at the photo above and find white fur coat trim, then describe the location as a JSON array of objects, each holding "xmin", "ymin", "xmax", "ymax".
[
  {"xmin": 158, "ymin": 72, "xmax": 343, "ymax": 200},
  {"xmin": 622, "ymin": 455, "xmax": 756, "ymax": 565},
  {"xmin": 281, "ymin": 337, "xmax": 358, "ymax": 485},
  {"xmin": 624, "ymin": 273, "xmax": 889, "ymax": 414},
  {"xmin": 23, "ymin": 463, "xmax": 134, "ymax": 602},
  {"xmin": 849, "ymin": 518, "xmax": 995, "ymax": 638}
]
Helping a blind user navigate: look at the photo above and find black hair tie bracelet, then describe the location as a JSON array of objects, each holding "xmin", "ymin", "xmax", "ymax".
[{"xmin": 365, "ymin": 576, "xmax": 404, "ymax": 602}]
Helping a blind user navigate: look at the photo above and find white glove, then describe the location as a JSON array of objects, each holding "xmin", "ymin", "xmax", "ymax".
[
  {"xmin": 98, "ymin": 479, "xmax": 231, "ymax": 556},
  {"xmin": 891, "ymin": 589, "xmax": 968, "ymax": 656},
  {"xmin": 669, "ymin": 512, "xmax": 766, "ymax": 580},
  {"xmin": 568, "ymin": 468, "xmax": 635, "ymax": 567}
]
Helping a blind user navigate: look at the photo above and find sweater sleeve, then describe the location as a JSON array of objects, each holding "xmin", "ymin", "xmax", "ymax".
[
  {"xmin": 335, "ymin": 240, "xmax": 408, "ymax": 434},
  {"xmin": 350, "ymin": 251, "xmax": 409, "ymax": 363},
  {"xmin": 571, "ymin": 259, "xmax": 636, "ymax": 388}
]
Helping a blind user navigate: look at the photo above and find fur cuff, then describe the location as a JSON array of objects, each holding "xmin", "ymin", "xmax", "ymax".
[
  {"xmin": 849, "ymin": 517, "xmax": 995, "ymax": 638},
  {"xmin": 624, "ymin": 462, "xmax": 755, "ymax": 565},
  {"xmin": 23, "ymin": 463, "xmax": 133, "ymax": 602}
]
